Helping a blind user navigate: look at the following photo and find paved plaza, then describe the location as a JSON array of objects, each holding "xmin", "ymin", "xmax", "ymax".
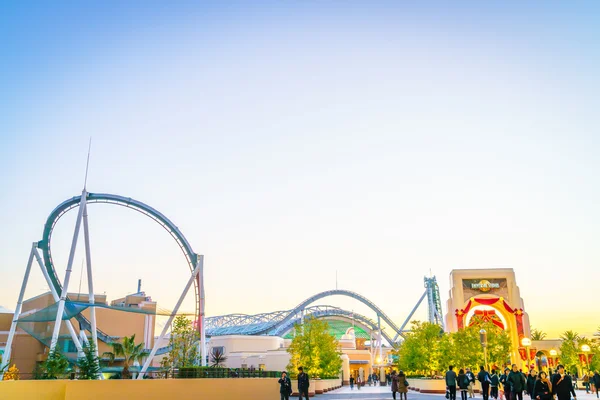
[{"xmin": 317, "ymin": 388, "xmax": 600, "ymax": 400}]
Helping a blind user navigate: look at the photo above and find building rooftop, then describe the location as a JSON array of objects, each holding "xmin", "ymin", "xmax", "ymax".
[{"xmin": 0, "ymin": 305, "xmax": 13, "ymax": 314}]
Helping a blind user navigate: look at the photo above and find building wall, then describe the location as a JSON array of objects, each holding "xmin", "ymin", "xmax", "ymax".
[
  {"xmin": 0, "ymin": 378, "xmax": 281, "ymax": 400},
  {"xmin": 2, "ymin": 291, "xmax": 156, "ymax": 377},
  {"xmin": 209, "ymin": 335, "xmax": 284, "ymax": 355}
]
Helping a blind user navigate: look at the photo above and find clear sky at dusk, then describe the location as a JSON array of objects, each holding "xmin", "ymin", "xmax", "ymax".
[{"xmin": 1, "ymin": 1, "xmax": 599, "ymax": 339}]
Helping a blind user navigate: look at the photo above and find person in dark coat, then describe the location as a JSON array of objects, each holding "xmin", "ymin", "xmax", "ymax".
[
  {"xmin": 466, "ymin": 368, "xmax": 476, "ymax": 398},
  {"xmin": 526, "ymin": 370, "xmax": 537, "ymax": 397},
  {"xmin": 508, "ymin": 364, "xmax": 526, "ymax": 400},
  {"xmin": 350, "ymin": 375, "xmax": 355, "ymax": 390},
  {"xmin": 532, "ymin": 371, "xmax": 552, "ymax": 400},
  {"xmin": 278, "ymin": 371, "xmax": 292, "ymax": 400},
  {"xmin": 391, "ymin": 371, "xmax": 399, "ymax": 399},
  {"xmin": 478, "ymin": 366, "xmax": 492, "ymax": 400},
  {"xmin": 501, "ymin": 369, "xmax": 512, "ymax": 400},
  {"xmin": 447, "ymin": 366, "xmax": 458, "ymax": 400},
  {"xmin": 397, "ymin": 370, "xmax": 409, "ymax": 400},
  {"xmin": 490, "ymin": 369, "xmax": 500, "ymax": 400},
  {"xmin": 551, "ymin": 365, "xmax": 576, "ymax": 400},
  {"xmin": 592, "ymin": 371, "xmax": 600, "ymax": 398},
  {"xmin": 458, "ymin": 369, "xmax": 470, "ymax": 400},
  {"xmin": 297, "ymin": 367, "xmax": 310, "ymax": 400}
]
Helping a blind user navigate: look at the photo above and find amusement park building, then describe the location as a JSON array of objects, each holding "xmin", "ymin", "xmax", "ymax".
[
  {"xmin": 208, "ymin": 320, "xmax": 394, "ymax": 384},
  {"xmin": 0, "ymin": 291, "xmax": 156, "ymax": 377}
]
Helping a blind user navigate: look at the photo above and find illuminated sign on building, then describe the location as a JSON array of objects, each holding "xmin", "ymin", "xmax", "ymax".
[{"xmin": 462, "ymin": 278, "xmax": 508, "ymax": 300}]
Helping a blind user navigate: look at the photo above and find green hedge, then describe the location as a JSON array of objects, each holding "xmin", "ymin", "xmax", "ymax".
[{"xmin": 178, "ymin": 367, "xmax": 280, "ymax": 379}]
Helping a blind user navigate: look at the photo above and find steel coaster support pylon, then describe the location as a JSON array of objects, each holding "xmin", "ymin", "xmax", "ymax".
[
  {"xmin": 0, "ymin": 243, "xmax": 86, "ymax": 380},
  {"xmin": 392, "ymin": 275, "xmax": 445, "ymax": 342},
  {"xmin": 139, "ymin": 255, "xmax": 203, "ymax": 379}
]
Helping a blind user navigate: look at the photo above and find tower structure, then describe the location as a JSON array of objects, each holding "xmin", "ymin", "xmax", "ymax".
[{"xmin": 425, "ymin": 276, "xmax": 445, "ymax": 330}]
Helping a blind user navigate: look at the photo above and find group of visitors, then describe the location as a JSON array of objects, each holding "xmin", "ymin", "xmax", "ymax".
[
  {"xmin": 277, "ymin": 367, "xmax": 310, "ymax": 400},
  {"xmin": 278, "ymin": 364, "xmax": 600, "ymax": 400},
  {"xmin": 391, "ymin": 370, "xmax": 409, "ymax": 400},
  {"xmin": 583, "ymin": 372, "xmax": 600, "ymax": 396},
  {"xmin": 445, "ymin": 364, "xmax": 600, "ymax": 400}
]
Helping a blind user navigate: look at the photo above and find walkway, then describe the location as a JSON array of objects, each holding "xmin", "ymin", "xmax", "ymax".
[{"xmin": 319, "ymin": 387, "xmax": 599, "ymax": 400}]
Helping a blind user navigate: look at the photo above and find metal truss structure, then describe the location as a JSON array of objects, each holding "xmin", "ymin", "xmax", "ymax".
[{"xmin": 204, "ymin": 284, "xmax": 446, "ymax": 346}]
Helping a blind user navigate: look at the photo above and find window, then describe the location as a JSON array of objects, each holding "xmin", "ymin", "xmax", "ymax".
[{"xmin": 59, "ymin": 339, "xmax": 78, "ymax": 353}]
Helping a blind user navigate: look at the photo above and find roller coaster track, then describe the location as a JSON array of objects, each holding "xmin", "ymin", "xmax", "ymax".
[
  {"xmin": 204, "ymin": 289, "xmax": 406, "ymax": 344},
  {"xmin": 37, "ymin": 193, "xmax": 199, "ymax": 344}
]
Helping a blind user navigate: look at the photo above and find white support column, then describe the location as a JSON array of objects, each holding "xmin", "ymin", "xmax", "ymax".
[
  {"xmin": 50, "ymin": 190, "xmax": 87, "ymax": 353},
  {"xmin": 138, "ymin": 258, "xmax": 202, "ymax": 379},
  {"xmin": 82, "ymin": 202, "xmax": 98, "ymax": 357},
  {"xmin": 33, "ymin": 247, "xmax": 84, "ymax": 354},
  {"xmin": 198, "ymin": 255, "xmax": 207, "ymax": 367},
  {"xmin": 377, "ymin": 315, "xmax": 383, "ymax": 363},
  {"xmin": 0, "ymin": 244, "xmax": 36, "ymax": 379}
]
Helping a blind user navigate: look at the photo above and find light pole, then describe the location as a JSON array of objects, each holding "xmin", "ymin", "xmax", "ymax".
[
  {"xmin": 549, "ymin": 349, "xmax": 557, "ymax": 374},
  {"xmin": 480, "ymin": 329, "xmax": 488, "ymax": 371},
  {"xmin": 522, "ymin": 338, "xmax": 532, "ymax": 371},
  {"xmin": 582, "ymin": 344, "xmax": 591, "ymax": 373}
]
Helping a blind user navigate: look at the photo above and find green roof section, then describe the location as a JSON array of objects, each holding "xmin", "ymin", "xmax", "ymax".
[{"xmin": 284, "ymin": 319, "xmax": 371, "ymax": 340}]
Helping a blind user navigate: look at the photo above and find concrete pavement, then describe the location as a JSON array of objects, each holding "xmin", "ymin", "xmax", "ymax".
[{"xmin": 317, "ymin": 387, "xmax": 600, "ymax": 400}]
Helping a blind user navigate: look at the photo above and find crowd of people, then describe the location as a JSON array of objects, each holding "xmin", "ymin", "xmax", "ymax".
[
  {"xmin": 277, "ymin": 364, "xmax": 600, "ymax": 400},
  {"xmin": 444, "ymin": 364, "xmax": 600, "ymax": 400}
]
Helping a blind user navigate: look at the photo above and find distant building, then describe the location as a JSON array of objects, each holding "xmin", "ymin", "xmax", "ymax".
[{"xmin": 0, "ymin": 291, "xmax": 156, "ymax": 378}]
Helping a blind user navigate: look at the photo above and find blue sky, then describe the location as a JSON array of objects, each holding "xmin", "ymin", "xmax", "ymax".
[{"xmin": 1, "ymin": 1, "xmax": 599, "ymax": 338}]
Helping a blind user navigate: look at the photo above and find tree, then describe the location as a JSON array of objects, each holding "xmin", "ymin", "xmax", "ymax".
[
  {"xmin": 210, "ymin": 347, "xmax": 227, "ymax": 368},
  {"xmin": 286, "ymin": 317, "xmax": 342, "ymax": 379},
  {"xmin": 559, "ymin": 331, "xmax": 581, "ymax": 374},
  {"xmin": 35, "ymin": 349, "xmax": 70, "ymax": 379},
  {"xmin": 484, "ymin": 323, "xmax": 512, "ymax": 369},
  {"xmin": 168, "ymin": 316, "xmax": 200, "ymax": 371},
  {"xmin": 102, "ymin": 334, "xmax": 149, "ymax": 379},
  {"xmin": 2, "ymin": 364, "xmax": 20, "ymax": 381},
  {"xmin": 448, "ymin": 325, "xmax": 482, "ymax": 370},
  {"xmin": 397, "ymin": 321, "xmax": 511, "ymax": 376},
  {"xmin": 531, "ymin": 328, "xmax": 547, "ymax": 341},
  {"xmin": 77, "ymin": 341, "xmax": 101, "ymax": 380},
  {"xmin": 396, "ymin": 321, "xmax": 444, "ymax": 376}
]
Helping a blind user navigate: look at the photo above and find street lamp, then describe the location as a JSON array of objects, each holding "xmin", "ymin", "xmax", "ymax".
[
  {"xmin": 522, "ymin": 338, "xmax": 532, "ymax": 371},
  {"xmin": 582, "ymin": 345, "xmax": 591, "ymax": 372},
  {"xmin": 549, "ymin": 349, "xmax": 557, "ymax": 373},
  {"xmin": 480, "ymin": 329, "xmax": 488, "ymax": 371}
]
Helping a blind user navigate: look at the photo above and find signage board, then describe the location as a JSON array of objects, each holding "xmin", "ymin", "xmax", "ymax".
[{"xmin": 462, "ymin": 278, "xmax": 508, "ymax": 301}]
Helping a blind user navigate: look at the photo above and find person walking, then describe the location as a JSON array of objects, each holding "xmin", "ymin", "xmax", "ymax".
[
  {"xmin": 501, "ymin": 368, "xmax": 512, "ymax": 400},
  {"xmin": 532, "ymin": 371, "xmax": 552, "ymax": 400},
  {"xmin": 508, "ymin": 364, "xmax": 526, "ymax": 400},
  {"xmin": 592, "ymin": 371, "xmax": 600, "ymax": 398},
  {"xmin": 350, "ymin": 375, "xmax": 355, "ymax": 390},
  {"xmin": 447, "ymin": 366, "xmax": 458, "ymax": 400},
  {"xmin": 490, "ymin": 369, "xmax": 500, "ymax": 400},
  {"xmin": 551, "ymin": 365, "xmax": 576, "ymax": 400},
  {"xmin": 297, "ymin": 367, "xmax": 310, "ymax": 400},
  {"xmin": 392, "ymin": 371, "xmax": 400, "ymax": 400},
  {"xmin": 478, "ymin": 366, "xmax": 492, "ymax": 400},
  {"xmin": 459, "ymin": 369, "xmax": 471, "ymax": 400},
  {"xmin": 356, "ymin": 373, "xmax": 362, "ymax": 390},
  {"xmin": 397, "ymin": 370, "xmax": 409, "ymax": 400},
  {"xmin": 583, "ymin": 373, "xmax": 590, "ymax": 394},
  {"xmin": 278, "ymin": 371, "xmax": 292, "ymax": 400},
  {"xmin": 526, "ymin": 370, "xmax": 537, "ymax": 397},
  {"xmin": 467, "ymin": 368, "xmax": 476, "ymax": 399}
]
